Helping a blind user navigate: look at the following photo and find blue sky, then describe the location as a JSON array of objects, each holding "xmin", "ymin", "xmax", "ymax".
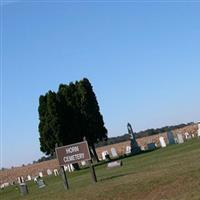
[{"xmin": 1, "ymin": 1, "xmax": 200, "ymax": 168}]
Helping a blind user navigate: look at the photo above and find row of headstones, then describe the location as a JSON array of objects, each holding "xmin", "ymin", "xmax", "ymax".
[
  {"xmin": 100, "ymin": 129, "xmax": 200, "ymax": 159},
  {"xmin": 1, "ymin": 164, "xmax": 77, "ymax": 189},
  {"xmin": 159, "ymin": 131, "xmax": 197, "ymax": 148},
  {"xmin": 101, "ymin": 146, "xmax": 133, "ymax": 160},
  {"xmin": 16, "ymin": 164, "xmax": 76, "ymax": 184}
]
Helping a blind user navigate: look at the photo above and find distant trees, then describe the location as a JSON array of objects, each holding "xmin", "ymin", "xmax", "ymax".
[
  {"xmin": 95, "ymin": 122, "xmax": 193, "ymax": 148},
  {"xmin": 38, "ymin": 78, "xmax": 107, "ymax": 162}
]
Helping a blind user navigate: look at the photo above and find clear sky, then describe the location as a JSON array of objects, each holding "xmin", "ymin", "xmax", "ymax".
[{"xmin": 1, "ymin": 1, "xmax": 200, "ymax": 168}]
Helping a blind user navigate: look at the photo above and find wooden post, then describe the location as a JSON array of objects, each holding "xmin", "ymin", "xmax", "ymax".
[
  {"xmin": 83, "ymin": 137, "xmax": 97, "ymax": 183},
  {"xmin": 61, "ymin": 166, "xmax": 69, "ymax": 190},
  {"xmin": 88, "ymin": 160, "xmax": 97, "ymax": 183}
]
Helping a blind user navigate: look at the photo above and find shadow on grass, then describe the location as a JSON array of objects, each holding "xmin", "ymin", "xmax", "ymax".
[{"xmin": 99, "ymin": 171, "xmax": 134, "ymax": 182}]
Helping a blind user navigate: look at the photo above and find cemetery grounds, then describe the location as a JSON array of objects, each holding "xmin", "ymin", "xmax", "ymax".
[{"xmin": 1, "ymin": 139, "xmax": 200, "ymax": 200}]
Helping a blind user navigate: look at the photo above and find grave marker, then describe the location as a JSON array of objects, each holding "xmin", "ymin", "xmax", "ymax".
[
  {"xmin": 167, "ymin": 131, "xmax": 175, "ymax": 144},
  {"xmin": 47, "ymin": 169, "xmax": 52, "ymax": 176},
  {"xmin": 147, "ymin": 143, "xmax": 156, "ymax": 150},
  {"xmin": 107, "ymin": 161, "xmax": 122, "ymax": 168},
  {"xmin": 177, "ymin": 133, "xmax": 184, "ymax": 144},
  {"xmin": 111, "ymin": 147, "xmax": 118, "ymax": 157},
  {"xmin": 102, "ymin": 151, "xmax": 109, "ymax": 160},
  {"xmin": 127, "ymin": 123, "xmax": 141, "ymax": 154},
  {"xmin": 36, "ymin": 179, "xmax": 46, "ymax": 188},
  {"xmin": 159, "ymin": 137, "xmax": 166, "ymax": 148},
  {"xmin": 125, "ymin": 146, "xmax": 131, "ymax": 155},
  {"xmin": 198, "ymin": 122, "xmax": 200, "ymax": 138}
]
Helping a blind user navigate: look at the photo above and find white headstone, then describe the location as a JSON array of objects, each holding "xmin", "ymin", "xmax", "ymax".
[
  {"xmin": 184, "ymin": 132, "xmax": 191, "ymax": 139},
  {"xmin": 0, "ymin": 183, "xmax": 9, "ymax": 189},
  {"xmin": 140, "ymin": 146, "xmax": 145, "ymax": 151},
  {"xmin": 17, "ymin": 177, "xmax": 22, "ymax": 184},
  {"xmin": 198, "ymin": 122, "xmax": 200, "ymax": 138},
  {"xmin": 33, "ymin": 177, "xmax": 38, "ymax": 183},
  {"xmin": 81, "ymin": 161, "xmax": 86, "ymax": 166},
  {"xmin": 18, "ymin": 177, "xmax": 24, "ymax": 183},
  {"xmin": 159, "ymin": 137, "xmax": 166, "ymax": 148},
  {"xmin": 53, "ymin": 169, "xmax": 59, "ymax": 176},
  {"xmin": 111, "ymin": 147, "xmax": 118, "ymax": 157},
  {"xmin": 64, "ymin": 165, "xmax": 68, "ymax": 171},
  {"xmin": 107, "ymin": 161, "xmax": 122, "ymax": 168},
  {"xmin": 21, "ymin": 177, "xmax": 25, "ymax": 183},
  {"xmin": 27, "ymin": 175, "xmax": 32, "ymax": 181},
  {"xmin": 70, "ymin": 164, "xmax": 74, "ymax": 172},
  {"xmin": 39, "ymin": 172, "xmax": 43, "ymax": 177},
  {"xmin": 102, "ymin": 151, "xmax": 109, "ymax": 160},
  {"xmin": 125, "ymin": 146, "xmax": 131, "ymax": 154},
  {"xmin": 177, "ymin": 134, "xmax": 184, "ymax": 144},
  {"xmin": 47, "ymin": 169, "xmax": 52, "ymax": 176}
]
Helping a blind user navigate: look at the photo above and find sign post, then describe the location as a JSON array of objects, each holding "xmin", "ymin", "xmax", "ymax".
[
  {"xmin": 61, "ymin": 166, "xmax": 69, "ymax": 190},
  {"xmin": 55, "ymin": 140, "xmax": 96, "ymax": 189},
  {"xmin": 88, "ymin": 160, "xmax": 97, "ymax": 183}
]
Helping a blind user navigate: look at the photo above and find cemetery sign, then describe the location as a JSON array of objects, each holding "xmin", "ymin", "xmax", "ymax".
[{"xmin": 55, "ymin": 141, "xmax": 91, "ymax": 166}]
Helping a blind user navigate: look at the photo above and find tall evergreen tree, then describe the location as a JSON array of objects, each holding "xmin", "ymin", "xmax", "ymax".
[
  {"xmin": 38, "ymin": 78, "xmax": 107, "ymax": 162},
  {"xmin": 78, "ymin": 78, "xmax": 107, "ymax": 161},
  {"xmin": 38, "ymin": 91, "xmax": 61, "ymax": 155}
]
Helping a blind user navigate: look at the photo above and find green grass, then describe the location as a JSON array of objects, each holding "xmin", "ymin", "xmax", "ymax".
[{"xmin": 1, "ymin": 139, "xmax": 200, "ymax": 200}]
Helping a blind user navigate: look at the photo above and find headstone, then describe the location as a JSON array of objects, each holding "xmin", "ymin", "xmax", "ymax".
[
  {"xmin": 167, "ymin": 131, "xmax": 175, "ymax": 144},
  {"xmin": 36, "ymin": 179, "xmax": 46, "ymax": 188},
  {"xmin": 102, "ymin": 151, "xmax": 109, "ymax": 160},
  {"xmin": 174, "ymin": 137, "xmax": 178, "ymax": 144},
  {"xmin": 81, "ymin": 161, "xmax": 86, "ymax": 166},
  {"xmin": 177, "ymin": 134, "xmax": 184, "ymax": 144},
  {"xmin": 147, "ymin": 143, "xmax": 156, "ymax": 150},
  {"xmin": 17, "ymin": 177, "xmax": 24, "ymax": 184},
  {"xmin": 19, "ymin": 183, "xmax": 28, "ymax": 195},
  {"xmin": 159, "ymin": 137, "xmax": 166, "ymax": 148},
  {"xmin": 63, "ymin": 165, "xmax": 68, "ymax": 171},
  {"xmin": 0, "ymin": 183, "xmax": 9, "ymax": 189},
  {"xmin": 125, "ymin": 146, "xmax": 131, "ymax": 154},
  {"xmin": 127, "ymin": 123, "xmax": 141, "ymax": 154},
  {"xmin": 54, "ymin": 169, "xmax": 59, "ymax": 176},
  {"xmin": 27, "ymin": 175, "xmax": 31, "ymax": 181},
  {"xmin": 198, "ymin": 122, "xmax": 200, "ymax": 138},
  {"xmin": 17, "ymin": 177, "xmax": 22, "ymax": 184},
  {"xmin": 33, "ymin": 177, "xmax": 37, "ymax": 183},
  {"xmin": 39, "ymin": 172, "xmax": 43, "ymax": 178},
  {"xmin": 184, "ymin": 132, "xmax": 191, "ymax": 139},
  {"xmin": 107, "ymin": 161, "xmax": 122, "ymax": 168},
  {"xmin": 140, "ymin": 146, "xmax": 145, "ymax": 151},
  {"xmin": 111, "ymin": 147, "xmax": 118, "ymax": 157},
  {"xmin": 47, "ymin": 169, "xmax": 52, "ymax": 176},
  {"xmin": 69, "ymin": 164, "xmax": 74, "ymax": 172}
]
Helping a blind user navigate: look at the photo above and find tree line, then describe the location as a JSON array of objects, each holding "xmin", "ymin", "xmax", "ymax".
[
  {"xmin": 38, "ymin": 78, "xmax": 107, "ymax": 163},
  {"xmin": 95, "ymin": 122, "xmax": 193, "ymax": 147}
]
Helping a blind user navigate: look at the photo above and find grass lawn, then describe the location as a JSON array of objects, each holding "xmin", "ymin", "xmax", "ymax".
[{"xmin": 1, "ymin": 139, "xmax": 200, "ymax": 200}]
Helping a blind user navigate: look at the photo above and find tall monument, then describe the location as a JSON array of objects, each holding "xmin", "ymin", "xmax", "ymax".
[{"xmin": 127, "ymin": 123, "xmax": 141, "ymax": 154}]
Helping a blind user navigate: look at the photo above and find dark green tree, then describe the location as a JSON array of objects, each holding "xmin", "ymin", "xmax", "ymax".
[
  {"xmin": 77, "ymin": 78, "xmax": 107, "ymax": 161},
  {"xmin": 38, "ymin": 91, "xmax": 61, "ymax": 155},
  {"xmin": 38, "ymin": 78, "xmax": 107, "ymax": 162}
]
